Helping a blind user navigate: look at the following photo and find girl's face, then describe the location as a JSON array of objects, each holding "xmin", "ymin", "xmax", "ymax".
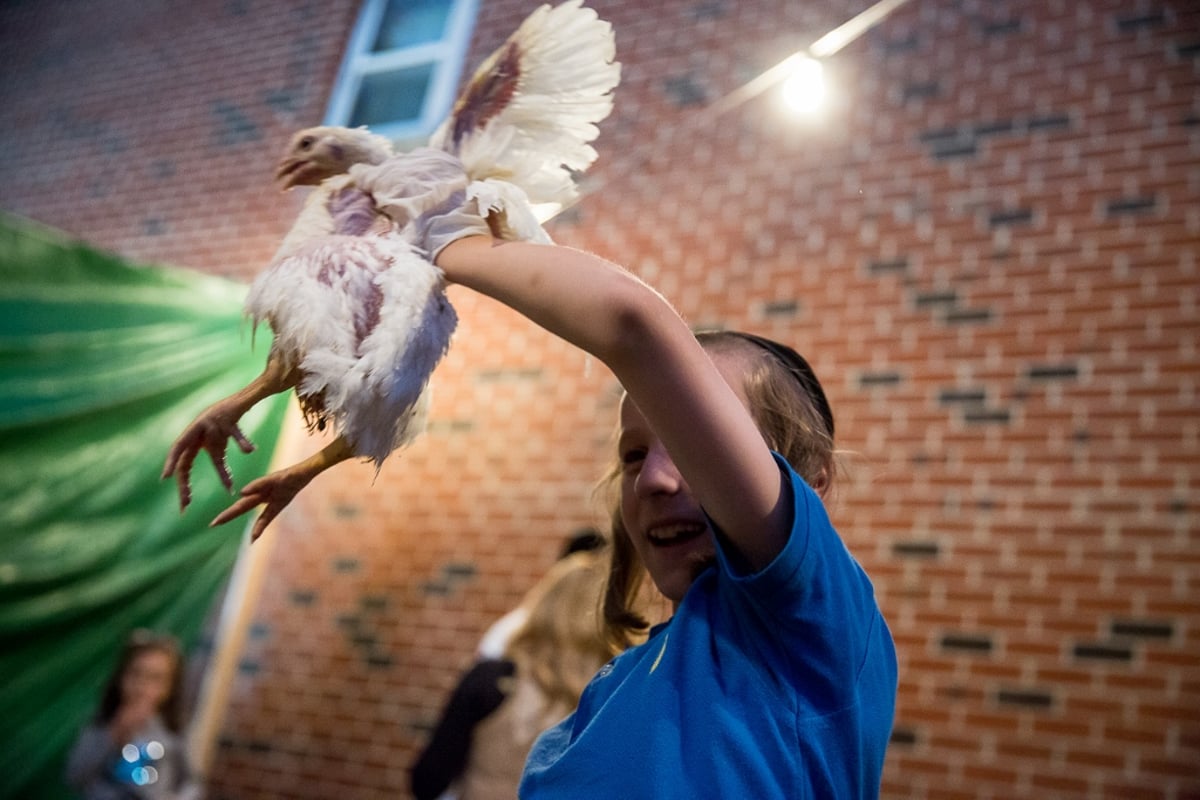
[
  {"xmin": 617, "ymin": 351, "xmax": 749, "ymax": 605},
  {"xmin": 120, "ymin": 648, "xmax": 175, "ymax": 710}
]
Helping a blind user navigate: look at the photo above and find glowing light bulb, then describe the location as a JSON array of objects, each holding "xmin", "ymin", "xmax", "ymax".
[{"xmin": 780, "ymin": 57, "xmax": 826, "ymax": 114}]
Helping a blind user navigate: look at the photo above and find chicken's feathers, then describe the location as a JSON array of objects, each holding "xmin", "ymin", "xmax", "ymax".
[{"xmin": 429, "ymin": 0, "xmax": 621, "ymax": 210}]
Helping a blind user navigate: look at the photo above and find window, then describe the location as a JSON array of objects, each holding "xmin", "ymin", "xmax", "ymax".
[{"xmin": 325, "ymin": 0, "xmax": 480, "ymax": 143}]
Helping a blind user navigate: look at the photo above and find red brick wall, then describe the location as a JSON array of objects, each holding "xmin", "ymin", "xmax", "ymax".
[{"xmin": 3, "ymin": 1, "xmax": 1197, "ymax": 798}]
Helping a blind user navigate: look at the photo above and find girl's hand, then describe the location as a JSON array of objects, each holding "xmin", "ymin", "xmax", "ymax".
[{"xmin": 108, "ymin": 698, "xmax": 156, "ymax": 745}]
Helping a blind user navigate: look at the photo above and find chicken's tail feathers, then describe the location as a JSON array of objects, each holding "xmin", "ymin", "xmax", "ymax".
[{"xmin": 429, "ymin": 0, "xmax": 621, "ymax": 210}]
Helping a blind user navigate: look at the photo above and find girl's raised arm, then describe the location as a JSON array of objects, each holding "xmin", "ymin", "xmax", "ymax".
[{"xmin": 436, "ymin": 236, "xmax": 790, "ymax": 571}]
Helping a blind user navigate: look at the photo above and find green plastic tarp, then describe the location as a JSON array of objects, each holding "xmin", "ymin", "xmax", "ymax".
[{"xmin": 0, "ymin": 215, "xmax": 289, "ymax": 800}]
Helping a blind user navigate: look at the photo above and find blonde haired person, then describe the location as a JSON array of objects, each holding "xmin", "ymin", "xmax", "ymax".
[{"xmin": 411, "ymin": 550, "xmax": 611, "ymax": 800}]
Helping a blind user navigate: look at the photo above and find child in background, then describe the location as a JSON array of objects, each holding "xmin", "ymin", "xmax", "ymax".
[
  {"xmin": 411, "ymin": 550, "xmax": 611, "ymax": 800},
  {"xmin": 65, "ymin": 630, "xmax": 203, "ymax": 800}
]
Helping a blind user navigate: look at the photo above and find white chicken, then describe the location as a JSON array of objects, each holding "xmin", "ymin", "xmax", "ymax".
[{"xmin": 162, "ymin": 0, "xmax": 620, "ymax": 540}]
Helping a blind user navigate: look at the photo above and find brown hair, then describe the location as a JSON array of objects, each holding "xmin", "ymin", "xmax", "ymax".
[
  {"xmin": 505, "ymin": 551, "xmax": 615, "ymax": 707},
  {"xmin": 598, "ymin": 330, "xmax": 838, "ymax": 651},
  {"xmin": 96, "ymin": 630, "xmax": 186, "ymax": 733}
]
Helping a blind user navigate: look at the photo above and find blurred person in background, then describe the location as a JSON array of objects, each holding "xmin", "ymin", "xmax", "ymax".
[
  {"xmin": 410, "ymin": 549, "xmax": 611, "ymax": 800},
  {"xmin": 65, "ymin": 630, "xmax": 203, "ymax": 800}
]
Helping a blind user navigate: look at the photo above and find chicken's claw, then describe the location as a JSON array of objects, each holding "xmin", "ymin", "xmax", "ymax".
[
  {"xmin": 162, "ymin": 401, "xmax": 256, "ymax": 511},
  {"xmin": 211, "ymin": 464, "xmax": 318, "ymax": 542}
]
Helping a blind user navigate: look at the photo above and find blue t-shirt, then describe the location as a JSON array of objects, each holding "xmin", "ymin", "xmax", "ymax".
[{"xmin": 520, "ymin": 455, "xmax": 897, "ymax": 799}]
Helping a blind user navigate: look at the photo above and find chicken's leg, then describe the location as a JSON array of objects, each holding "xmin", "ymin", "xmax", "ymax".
[
  {"xmin": 162, "ymin": 348, "xmax": 300, "ymax": 511},
  {"xmin": 211, "ymin": 435, "xmax": 355, "ymax": 540}
]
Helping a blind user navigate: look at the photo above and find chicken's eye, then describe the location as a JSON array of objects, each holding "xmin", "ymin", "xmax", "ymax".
[{"xmin": 298, "ymin": 136, "xmax": 315, "ymax": 151}]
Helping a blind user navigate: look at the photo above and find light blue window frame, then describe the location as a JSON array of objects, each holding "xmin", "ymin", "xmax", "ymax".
[{"xmin": 325, "ymin": 0, "xmax": 480, "ymax": 143}]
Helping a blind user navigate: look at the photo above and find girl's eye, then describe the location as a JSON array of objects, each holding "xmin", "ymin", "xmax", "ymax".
[{"xmin": 620, "ymin": 448, "xmax": 646, "ymax": 468}]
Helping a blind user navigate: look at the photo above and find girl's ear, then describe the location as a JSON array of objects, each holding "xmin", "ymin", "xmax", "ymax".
[{"xmin": 810, "ymin": 466, "xmax": 831, "ymax": 498}]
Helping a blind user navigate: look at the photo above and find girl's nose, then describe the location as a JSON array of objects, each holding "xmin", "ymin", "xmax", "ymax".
[{"xmin": 635, "ymin": 441, "xmax": 686, "ymax": 496}]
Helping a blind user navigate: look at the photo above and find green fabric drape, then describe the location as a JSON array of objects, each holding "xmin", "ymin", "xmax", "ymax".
[{"xmin": 0, "ymin": 215, "xmax": 289, "ymax": 800}]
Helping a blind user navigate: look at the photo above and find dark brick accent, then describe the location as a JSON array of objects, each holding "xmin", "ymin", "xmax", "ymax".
[
  {"xmin": 1027, "ymin": 113, "xmax": 1072, "ymax": 131},
  {"xmin": 421, "ymin": 579, "xmax": 453, "ymax": 596},
  {"xmin": 980, "ymin": 19, "xmax": 1022, "ymax": 36},
  {"xmin": 350, "ymin": 630, "xmax": 376, "ymax": 648},
  {"xmin": 662, "ymin": 74, "xmax": 707, "ymax": 107},
  {"xmin": 422, "ymin": 561, "xmax": 478, "ymax": 596},
  {"xmin": 333, "ymin": 557, "xmax": 360, "ymax": 573},
  {"xmin": 366, "ymin": 653, "xmax": 393, "ymax": 668},
  {"xmin": 150, "ymin": 159, "xmax": 176, "ymax": 179},
  {"xmin": 913, "ymin": 290, "xmax": 959, "ymax": 309},
  {"xmin": 237, "ymin": 659, "xmax": 261, "ymax": 675},
  {"xmin": 893, "ymin": 540, "xmax": 940, "ymax": 558},
  {"xmin": 361, "ymin": 594, "xmax": 389, "ymax": 611},
  {"xmin": 1114, "ymin": 12, "xmax": 1165, "ymax": 32},
  {"xmin": 930, "ymin": 139, "xmax": 978, "ymax": 160},
  {"xmin": 1105, "ymin": 196, "xmax": 1157, "ymax": 216},
  {"xmin": 1110, "ymin": 620, "xmax": 1173, "ymax": 640},
  {"xmin": 248, "ymin": 622, "xmax": 270, "ymax": 640},
  {"xmin": 988, "ymin": 208, "xmax": 1035, "ymax": 227},
  {"xmin": 1027, "ymin": 364, "xmax": 1079, "ymax": 380},
  {"xmin": 996, "ymin": 688, "xmax": 1053, "ymax": 709},
  {"xmin": 942, "ymin": 307, "xmax": 993, "ymax": 324},
  {"xmin": 858, "ymin": 371, "xmax": 903, "ymax": 388},
  {"xmin": 941, "ymin": 633, "xmax": 993, "ymax": 653},
  {"xmin": 1175, "ymin": 42, "xmax": 1200, "ymax": 58},
  {"xmin": 881, "ymin": 35, "xmax": 920, "ymax": 54},
  {"xmin": 443, "ymin": 562, "xmax": 477, "ymax": 578},
  {"xmin": 973, "ymin": 119, "xmax": 1017, "ymax": 137},
  {"xmin": 338, "ymin": 598, "xmax": 395, "ymax": 668},
  {"xmin": 1073, "ymin": 642, "xmax": 1134, "ymax": 662},
  {"xmin": 919, "ymin": 126, "xmax": 961, "ymax": 144},
  {"xmin": 289, "ymin": 589, "xmax": 317, "ymax": 606},
  {"xmin": 762, "ymin": 299, "xmax": 800, "ymax": 317},
  {"xmin": 688, "ymin": 1, "xmax": 728, "ymax": 20},
  {"xmin": 866, "ymin": 257, "xmax": 910, "ymax": 275},
  {"xmin": 212, "ymin": 100, "xmax": 261, "ymax": 146},
  {"xmin": 963, "ymin": 407, "xmax": 1012, "ymax": 424},
  {"xmin": 890, "ymin": 727, "xmax": 918, "ymax": 745},
  {"xmin": 938, "ymin": 388, "xmax": 987, "ymax": 405},
  {"xmin": 902, "ymin": 81, "xmax": 940, "ymax": 101},
  {"xmin": 332, "ymin": 502, "xmax": 361, "ymax": 519}
]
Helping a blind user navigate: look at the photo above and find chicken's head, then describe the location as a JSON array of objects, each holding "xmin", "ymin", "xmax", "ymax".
[{"xmin": 275, "ymin": 126, "xmax": 395, "ymax": 189}]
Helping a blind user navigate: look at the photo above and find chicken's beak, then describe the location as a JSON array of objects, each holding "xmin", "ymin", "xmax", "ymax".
[{"xmin": 275, "ymin": 158, "xmax": 306, "ymax": 190}]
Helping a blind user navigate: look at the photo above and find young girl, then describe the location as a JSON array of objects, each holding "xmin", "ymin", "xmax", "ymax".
[
  {"xmin": 211, "ymin": 148, "xmax": 898, "ymax": 796},
  {"xmin": 65, "ymin": 631, "xmax": 203, "ymax": 800},
  {"xmin": 421, "ymin": 156, "xmax": 899, "ymax": 796},
  {"xmin": 410, "ymin": 550, "xmax": 611, "ymax": 800}
]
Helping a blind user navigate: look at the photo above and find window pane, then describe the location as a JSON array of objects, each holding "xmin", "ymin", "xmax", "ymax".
[
  {"xmin": 372, "ymin": 0, "xmax": 451, "ymax": 51},
  {"xmin": 349, "ymin": 64, "xmax": 434, "ymax": 127}
]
